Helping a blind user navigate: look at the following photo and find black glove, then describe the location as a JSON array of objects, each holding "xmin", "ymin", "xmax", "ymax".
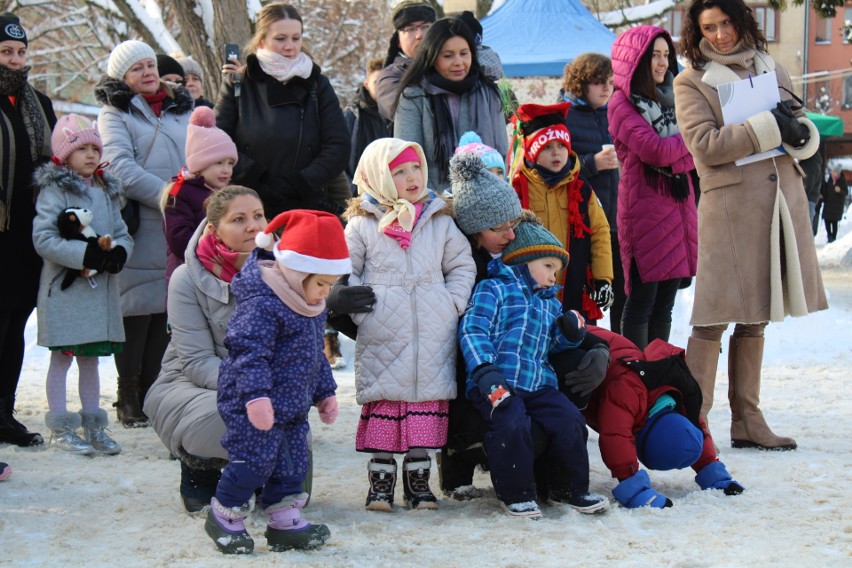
[
  {"xmin": 326, "ymin": 275, "xmax": 376, "ymax": 315},
  {"xmin": 82, "ymin": 239, "xmax": 110, "ymax": 272},
  {"xmin": 591, "ymin": 280, "xmax": 614, "ymax": 310},
  {"xmin": 102, "ymin": 246, "xmax": 127, "ymax": 274},
  {"xmin": 557, "ymin": 310, "xmax": 587, "ymax": 343},
  {"xmin": 770, "ymin": 101, "xmax": 810, "ymax": 148},
  {"xmin": 563, "ymin": 343, "xmax": 610, "ymax": 398}
]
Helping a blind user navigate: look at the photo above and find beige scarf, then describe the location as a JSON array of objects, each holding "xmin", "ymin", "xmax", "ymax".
[
  {"xmin": 255, "ymin": 49, "xmax": 313, "ymax": 84},
  {"xmin": 698, "ymin": 38, "xmax": 756, "ymax": 70},
  {"xmin": 353, "ymin": 138, "xmax": 429, "ymax": 232},
  {"xmin": 259, "ymin": 260, "xmax": 324, "ymax": 318}
]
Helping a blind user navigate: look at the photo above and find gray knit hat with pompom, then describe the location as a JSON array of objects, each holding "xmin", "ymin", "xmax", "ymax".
[{"xmin": 450, "ymin": 152, "xmax": 522, "ymax": 236}]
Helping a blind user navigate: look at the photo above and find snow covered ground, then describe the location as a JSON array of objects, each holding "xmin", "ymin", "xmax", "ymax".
[{"xmin": 2, "ymin": 219, "xmax": 851, "ymax": 567}]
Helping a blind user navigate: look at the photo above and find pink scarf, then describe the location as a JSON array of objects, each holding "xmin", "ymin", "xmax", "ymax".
[
  {"xmin": 196, "ymin": 232, "xmax": 248, "ymax": 283},
  {"xmin": 259, "ymin": 261, "xmax": 325, "ymax": 318},
  {"xmin": 383, "ymin": 202, "xmax": 424, "ymax": 249}
]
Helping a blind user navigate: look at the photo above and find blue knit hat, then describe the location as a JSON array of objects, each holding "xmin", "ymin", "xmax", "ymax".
[
  {"xmin": 637, "ymin": 411, "xmax": 704, "ymax": 471},
  {"xmin": 501, "ymin": 218, "xmax": 569, "ymax": 269},
  {"xmin": 455, "ymin": 131, "xmax": 505, "ymax": 175}
]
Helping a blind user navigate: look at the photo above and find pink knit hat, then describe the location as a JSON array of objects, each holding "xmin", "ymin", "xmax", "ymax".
[
  {"xmin": 185, "ymin": 107, "xmax": 238, "ymax": 174},
  {"xmin": 51, "ymin": 114, "xmax": 103, "ymax": 164}
]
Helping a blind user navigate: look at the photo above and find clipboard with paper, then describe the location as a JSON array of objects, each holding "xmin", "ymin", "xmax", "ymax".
[{"xmin": 717, "ymin": 70, "xmax": 784, "ymax": 166}]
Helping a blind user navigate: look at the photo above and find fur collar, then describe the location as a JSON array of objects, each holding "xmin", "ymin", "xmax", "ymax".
[
  {"xmin": 94, "ymin": 75, "xmax": 194, "ymax": 114},
  {"xmin": 33, "ymin": 161, "xmax": 123, "ymax": 200},
  {"xmin": 700, "ymin": 52, "xmax": 776, "ymax": 88}
]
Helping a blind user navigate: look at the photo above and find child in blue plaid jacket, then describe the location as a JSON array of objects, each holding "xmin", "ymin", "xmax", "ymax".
[{"xmin": 458, "ymin": 218, "xmax": 609, "ymax": 519}]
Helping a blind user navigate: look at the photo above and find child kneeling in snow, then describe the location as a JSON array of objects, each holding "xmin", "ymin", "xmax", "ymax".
[
  {"xmin": 583, "ymin": 327, "xmax": 744, "ymax": 508},
  {"xmin": 459, "ymin": 219, "xmax": 609, "ymax": 518},
  {"xmin": 204, "ymin": 210, "xmax": 347, "ymax": 555}
]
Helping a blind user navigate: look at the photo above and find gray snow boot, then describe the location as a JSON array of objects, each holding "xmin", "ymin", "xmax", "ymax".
[
  {"xmin": 45, "ymin": 411, "xmax": 94, "ymax": 456},
  {"xmin": 80, "ymin": 409, "xmax": 121, "ymax": 455},
  {"xmin": 205, "ymin": 497, "xmax": 254, "ymax": 554},
  {"xmin": 264, "ymin": 492, "xmax": 330, "ymax": 552}
]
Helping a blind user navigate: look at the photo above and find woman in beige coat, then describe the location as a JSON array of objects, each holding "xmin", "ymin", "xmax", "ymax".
[{"xmin": 673, "ymin": 0, "xmax": 827, "ymax": 451}]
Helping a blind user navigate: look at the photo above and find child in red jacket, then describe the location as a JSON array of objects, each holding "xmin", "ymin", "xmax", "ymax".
[{"xmin": 582, "ymin": 326, "xmax": 744, "ymax": 508}]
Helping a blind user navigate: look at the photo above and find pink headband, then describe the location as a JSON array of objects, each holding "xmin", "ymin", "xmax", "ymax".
[{"xmin": 388, "ymin": 146, "xmax": 420, "ymax": 170}]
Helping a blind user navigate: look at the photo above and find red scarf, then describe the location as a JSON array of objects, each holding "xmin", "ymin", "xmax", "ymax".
[
  {"xmin": 196, "ymin": 232, "xmax": 247, "ymax": 283},
  {"xmin": 143, "ymin": 88, "xmax": 167, "ymax": 117}
]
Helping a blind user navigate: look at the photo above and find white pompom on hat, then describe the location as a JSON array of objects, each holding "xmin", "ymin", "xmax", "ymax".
[
  {"xmin": 107, "ymin": 40, "xmax": 157, "ymax": 80},
  {"xmin": 255, "ymin": 209, "xmax": 352, "ymax": 275}
]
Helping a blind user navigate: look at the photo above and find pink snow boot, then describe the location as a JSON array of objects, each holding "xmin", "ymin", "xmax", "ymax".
[
  {"xmin": 264, "ymin": 493, "xmax": 330, "ymax": 552},
  {"xmin": 204, "ymin": 497, "xmax": 254, "ymax": 554}
]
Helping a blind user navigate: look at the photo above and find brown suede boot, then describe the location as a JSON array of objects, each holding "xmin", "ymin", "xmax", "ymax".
[
  {"xmin": 686, "ymin": 336, "xmax": 722, "ymax": 419},
  {"xmin": 113, "ymin": 375, "xmax": 147, "ymax": 428},
  {"xmin": 728, "ymin": 336, "xmax": 797, "ymax": 451}
]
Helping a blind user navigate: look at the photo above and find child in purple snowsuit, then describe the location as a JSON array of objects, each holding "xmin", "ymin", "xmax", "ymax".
[{"xmin": 204, "ymin": 209, "xmax": 350, "ymax": 555}]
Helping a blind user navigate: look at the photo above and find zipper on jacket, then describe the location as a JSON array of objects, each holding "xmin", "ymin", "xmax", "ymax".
[
  {"xmin": 293, "ymin": 106, "xmax": 305, "ymax": 171},
  {"xmin": 406, "ymin": 250, "xmax": 419, "ymax": 400}
]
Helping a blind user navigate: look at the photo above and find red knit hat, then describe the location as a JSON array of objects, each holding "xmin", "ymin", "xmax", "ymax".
[
  {"xmin": 51, "ymin": 114, "xmax": 103, "ymax": 164},
  {"xmin": 515, "ymin": 102, "xmax": 572, "ymax": 163},
  {"xmin": 255, "ymin": 209, "xmax": 352, "ymax": 275},
  {"xmin": 185, "ymin": 107, "xmax": 238, "ymax": 174}
]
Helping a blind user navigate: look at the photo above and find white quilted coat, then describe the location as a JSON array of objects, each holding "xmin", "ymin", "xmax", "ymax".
[{"xmin": 345, "ymin": 196, "xmax": 476, "ymax": 405}]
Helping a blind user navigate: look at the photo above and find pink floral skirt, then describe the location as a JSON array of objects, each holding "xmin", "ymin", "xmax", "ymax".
[{"xmin": 355, "ymin": 399, "xmax": 449, "ymax": 453}]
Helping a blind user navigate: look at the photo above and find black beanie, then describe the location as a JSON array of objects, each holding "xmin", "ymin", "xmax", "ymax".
[
  {"xmin": 391, "ymin": 1, "xmax": 437, "ymax": 30},
  {"xmin": 456, "ymin": 11, "xmax": 482, "ymax": 44},
  {"xmin": 0, "ymin": 13, "xmax": 27, "ymax": 46},
  {"xmin": 156, "ymin": 54, "xmax": 185, "ymax": 80}
]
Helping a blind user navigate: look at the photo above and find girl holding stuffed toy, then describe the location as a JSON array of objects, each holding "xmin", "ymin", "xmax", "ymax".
[
  {"xmin": 160, "ymin": 106, "xmax": 237, "ymax": 282},
  {"xmin": 32, "ymin": 114, "xmax": 133, "ymax": 455}
]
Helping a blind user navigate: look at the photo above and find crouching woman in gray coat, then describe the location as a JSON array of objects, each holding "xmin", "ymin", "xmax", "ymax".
[{"xmin": 145, "ymin": 187, "xmax": 266, "ymax": 513}]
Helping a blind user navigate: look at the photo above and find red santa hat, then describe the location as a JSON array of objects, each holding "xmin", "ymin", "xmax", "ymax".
[
  {"xmin": 255, "ymin": 209, "xmax": 352, "ymax": 275},
  {"xmin": 515, "ymin": 102, "xmax": 572, "ymax": 163}
]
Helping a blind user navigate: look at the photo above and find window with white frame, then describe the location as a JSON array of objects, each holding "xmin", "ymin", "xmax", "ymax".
[
  {"xmin": 754, "ymin": 6, "xmax": 777, "ymax": 41},
  {"xmin": 844, "ymin": 8, "xmax": 851, "ymax": 44},
  {"xmin": 843, "ymin": 75, "xmax": 852, "ymax": 110}
]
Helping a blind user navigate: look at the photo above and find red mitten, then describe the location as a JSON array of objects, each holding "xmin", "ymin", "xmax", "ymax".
[
  {"xmin": 317, "ymin": 396, "xmax": 339, "ymax": 424},
  {"xmin": 246, "ymin": 397, "xmax": 274, "ymax": 431}
]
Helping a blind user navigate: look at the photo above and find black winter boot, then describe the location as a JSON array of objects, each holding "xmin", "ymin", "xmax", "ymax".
[
  {"xmin": 180, "ymin": 461, "xmax": 222, "ymax": 513},
  {"xmin": 402, "ymin": 456, "xmax": 438, "ymax": 510},
  {"xmin": 114, "ymin": 375, "xmax": 147, "ymax": 428},
  {"xmin": 366, "ymin": 458, "xmax": 397, "ymax": 512},
  {"xmin": 0, "ymin": 396, "xmax": 43, "ymax": 447}
]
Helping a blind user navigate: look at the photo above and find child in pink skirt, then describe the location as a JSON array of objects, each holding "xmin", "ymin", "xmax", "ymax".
[{"xmin": 344, "ymin": 138, "xmax": 476, "ymax": 511}]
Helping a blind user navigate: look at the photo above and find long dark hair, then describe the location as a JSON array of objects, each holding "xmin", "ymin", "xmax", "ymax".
[
  {"xmin": 679, "ymin": 0, "xmax": 767, "ymax": 69},
  {"xmin": 392, "ymin": 17, "xmax": 483, "ymax": 115},
  {"xmin": 630, "ymin": 31, "xmax": 678, "ymax": 101}
]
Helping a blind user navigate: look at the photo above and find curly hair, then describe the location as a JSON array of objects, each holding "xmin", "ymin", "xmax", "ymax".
[
  {"xmin": 561, "ymin": 53, "xmax": 612, "ymax": 99},
  {"xmin": 679, "ymin": 0, "xmax": 767, "ymax": 69}
]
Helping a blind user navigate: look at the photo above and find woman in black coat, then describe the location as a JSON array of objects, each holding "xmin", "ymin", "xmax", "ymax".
[
  {"xmin": 0, "ymin": 14, "xmax": 56, "ymax": 446},
  {"xmin": 216, "ymin": 2, "xmax": 350, "ymax": 219},
  {"xmin": 822, "ymin": 165, "xmax": 848, "ymax": 243}
]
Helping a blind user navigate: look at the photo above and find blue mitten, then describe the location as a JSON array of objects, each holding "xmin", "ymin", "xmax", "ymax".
[
  {"xmin": 612, "ymin": 470, "xmax": 673, "ymax": 509},
  {"xmin": 695, "ymin": 461, "xmax": 745, "ymax": 495}
]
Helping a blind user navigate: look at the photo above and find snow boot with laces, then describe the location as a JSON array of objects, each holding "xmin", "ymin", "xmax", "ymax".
[
  {"xmin": 366, "ymin": 458, "xmax": 397, "ymax": 512},
  {"xmin": 205, "ymin": 497, "xmax": 254, "ymax": 554},
  {"xmin": 45, "ymin": 411, "xmax": 94, "ymax": 455},
  {"xmin": 80, "ymin": 409, "xmax": 121, "ymax": 455},
  {"xmin": 402, "ymin": 456, "xmax": 438, "ymax": 510},
  {"xmin": 264, "ymin": 492, "xmax": 330, "ymax": 551}
]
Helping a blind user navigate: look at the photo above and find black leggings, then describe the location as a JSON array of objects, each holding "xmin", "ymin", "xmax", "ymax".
[
  {"xmin": 824, "ymin": 219, "xmax": 839, "ymax": 242},
  {"xmin": 0, "ymin": 308, "xmax": 34, "ymax": 399},
  {"xmin": 621, "ymin": 260, "xmax": 680, "ymax": 326},
  {"xmin": 114, "ymin": 313, "xmax": 170, "ymax": 398}
]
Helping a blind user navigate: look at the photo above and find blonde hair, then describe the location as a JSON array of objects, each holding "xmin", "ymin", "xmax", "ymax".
[
  {"xmin": 245, "ymin": 2, "xmax": 303, "ymax": 56},
  {"xmin": 204, "ymin": 185, "xmax": 261, "ymax": 227}
]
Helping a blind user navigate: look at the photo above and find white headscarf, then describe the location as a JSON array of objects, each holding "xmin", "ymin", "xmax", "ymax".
[{"xmin": 353, "ymin": 138, "xmax": 430, "ymax": 232}]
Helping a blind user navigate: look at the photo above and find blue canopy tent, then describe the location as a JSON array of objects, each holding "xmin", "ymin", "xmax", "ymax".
[{"xmin": 481, "ymin": 0, "xmax": 617, "ymax": 77}]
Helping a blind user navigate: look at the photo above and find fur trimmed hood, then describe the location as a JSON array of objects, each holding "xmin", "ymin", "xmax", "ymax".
[
  {"xmin": 93, "ymin": 75, "xmax": 194, "ymax": 114},
  {"xmin": 33, "ymin": 161, "xmax": 123, "ymax": 200}
]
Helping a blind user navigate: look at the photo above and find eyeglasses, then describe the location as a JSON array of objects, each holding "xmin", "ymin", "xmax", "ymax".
[
  {"xmin": 400, "ymin": 23, "xmax": 432, "ymax": 35},
  {"xmin": 488, "ymin": 218, "xmax": 522, "ymax": 236}
]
